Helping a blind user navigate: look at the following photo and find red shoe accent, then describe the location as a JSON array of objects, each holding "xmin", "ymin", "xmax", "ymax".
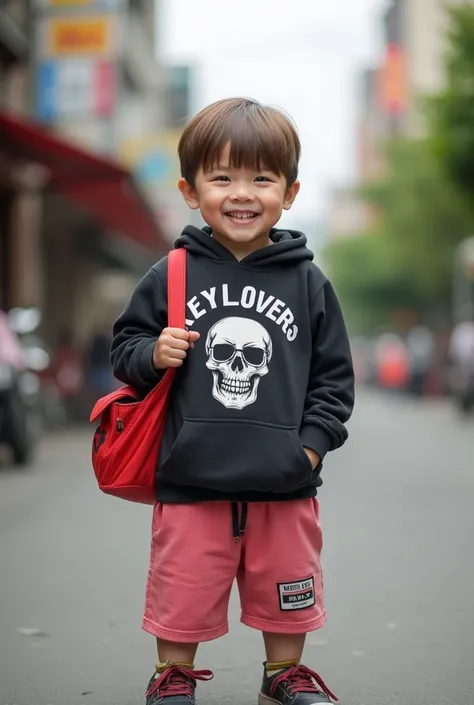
[
  {"xmin": 269, "ymin": 665, "xmax": 338, "ymax": 702},
  {"xmin": 146, "ymin": 664, "xmax": 214, "ymax": 697}
]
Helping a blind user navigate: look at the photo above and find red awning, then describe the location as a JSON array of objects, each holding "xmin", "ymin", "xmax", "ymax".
[{"xmin": 0, "ymin": 111, "xmax": 166, "ymax": 251}]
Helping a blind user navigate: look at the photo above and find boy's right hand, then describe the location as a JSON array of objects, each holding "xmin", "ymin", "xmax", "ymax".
[{"xmin": 153, "ymin": 328, "xmax": 200, "ymax": 369}]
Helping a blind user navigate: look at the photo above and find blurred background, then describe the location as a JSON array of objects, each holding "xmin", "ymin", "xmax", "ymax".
[
  {"xmin": 1, "ymin": 3, "xmax": 474, "ymax": 704},
  {"xmin": 1, "ymin": 0, "xmax": 474, "ymax": 451}
]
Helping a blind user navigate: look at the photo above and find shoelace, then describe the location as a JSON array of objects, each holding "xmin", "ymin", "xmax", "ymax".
[
  {"xmin": 146, "ymin": 664, "xmax": 214, "ymax": 697},
  {"xmin": 269, "ymin": 664, "xmax": 338, "ymax": 702}
]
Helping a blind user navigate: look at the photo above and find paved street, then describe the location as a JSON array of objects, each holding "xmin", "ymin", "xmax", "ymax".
[{"xmin": 0, "ymin": 390, "xmax": 473, "ymax": 705}]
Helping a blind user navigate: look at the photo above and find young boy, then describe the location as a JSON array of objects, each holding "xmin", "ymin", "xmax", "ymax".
[{"xmin": 110, "ymin": 97, "xmax": 355, "ymax": 705}]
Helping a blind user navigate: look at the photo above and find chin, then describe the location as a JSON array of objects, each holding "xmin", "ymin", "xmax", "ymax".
[
  {"xmin": 226, "ymin": 230, "xmax": 265, "ymax": 242},
  {"xmin": 219, "ymin": 222, "xmax": 275, "ymax": 241}
]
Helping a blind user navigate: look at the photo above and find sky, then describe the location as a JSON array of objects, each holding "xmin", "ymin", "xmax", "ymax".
[{"xmin": 158, "ymin": 0, "xmax": 387, "ymax": 239}]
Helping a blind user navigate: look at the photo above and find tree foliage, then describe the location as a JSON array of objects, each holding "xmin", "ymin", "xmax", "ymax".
[
  {"xmin": 326, "ymin": 139, "xmax": 471, "ymax": 334},
  {"xmin": 428, "ymin": 4, "xmax": 474, "ymax": 214},
  {"xmin": 326, "ymin": 5, "xmax": 474, "ymax": 335}
]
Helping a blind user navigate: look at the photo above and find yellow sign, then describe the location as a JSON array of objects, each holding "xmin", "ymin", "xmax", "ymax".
[
  {"xmin": 46, "ymin": 16, "xmax": 114, "ymax": 57},
  {"xmin": 49, "ymin": 0, "xmax": 94, "ymax": 4}
]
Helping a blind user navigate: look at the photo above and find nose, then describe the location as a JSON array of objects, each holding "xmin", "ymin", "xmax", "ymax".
[
  {"xmin": 230, "ymin": 181, "xmax": 253, "ymax": 202},
  {"xmin": 231, "ymin": 353, "xmax": 244, "ymax": 372}
]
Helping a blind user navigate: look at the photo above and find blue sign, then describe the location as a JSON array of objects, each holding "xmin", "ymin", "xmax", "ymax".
[
  {"xmin": 36, "ymin": 61, "xmax": 58, "ymax": 122},
  {"xmin": 136, "ymin": 152, "xmax": 172, "ymax": 184}
]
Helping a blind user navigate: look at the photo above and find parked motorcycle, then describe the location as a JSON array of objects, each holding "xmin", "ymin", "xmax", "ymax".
[
  {"xmin": 8, "ymin": 307, "xmax": 70, "ymax": 428},
  {"xmin": 0, "ymin": 310, "xmax": 42, "ymax": 465}
]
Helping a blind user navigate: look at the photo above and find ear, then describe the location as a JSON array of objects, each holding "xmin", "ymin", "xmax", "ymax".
[
  {"xmin": 178, "ymin": 178, "xmax": 200, "ymax": 210},
  {"xmin": 283, "ymin": 180, "xmax": 300, "ymax": 210}
]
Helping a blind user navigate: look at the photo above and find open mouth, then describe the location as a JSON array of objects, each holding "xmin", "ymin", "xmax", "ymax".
[{"xmin": 225, "ymin": 210, "xmax": 259, "ymax": 224}]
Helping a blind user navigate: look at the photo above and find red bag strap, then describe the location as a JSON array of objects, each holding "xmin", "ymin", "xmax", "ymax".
[{"xmin": 167, "ymin": 248, "xmax": 187, "ymax": 328}]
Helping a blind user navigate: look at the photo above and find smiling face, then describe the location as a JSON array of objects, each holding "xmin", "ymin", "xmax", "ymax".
[
  {"xmin": 179, "ymin": 144, "xmax": 299, "ymax": 257},
  {"xmin": 177, "ymin": 98, "xmax": 302, "ymax": 258}
]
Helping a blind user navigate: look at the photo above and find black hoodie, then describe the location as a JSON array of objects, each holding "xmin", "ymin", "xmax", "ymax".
[{"xmin": 110, "ymin": 225, "xmax": 354, "ymax": 503}]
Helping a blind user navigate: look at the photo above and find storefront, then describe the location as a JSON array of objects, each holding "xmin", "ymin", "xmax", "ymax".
[{"xmin": 0, "ymin": 110, "xmax": 167, "ymax": 344}]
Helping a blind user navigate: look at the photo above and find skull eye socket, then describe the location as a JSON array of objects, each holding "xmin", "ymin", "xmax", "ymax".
[
  {"xmin": 211, "ymin": 343, "xmax": 266, "ymax": 367},
  {"xmin": 212, "ymin": 343, "xmax": 235, "ymax": 363},
  {"xmin": 242, "ymin": 345, "xmax": 265, "ymax": 367}
]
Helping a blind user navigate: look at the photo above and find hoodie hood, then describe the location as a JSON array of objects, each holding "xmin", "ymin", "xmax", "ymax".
[{"xmin": 174, "ymin": 225, "xmax": 313, "ymax": 268}]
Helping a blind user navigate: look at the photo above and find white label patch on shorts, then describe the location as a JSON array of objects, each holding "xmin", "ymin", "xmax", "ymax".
[{"xmin": 277, "ymin": 577, "xmax": 315, "ymax": 611}]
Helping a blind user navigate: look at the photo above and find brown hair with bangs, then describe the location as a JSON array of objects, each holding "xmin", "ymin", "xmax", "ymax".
[{"xmin": 178, "ymin": 97, "xmax": 301, "ymax": 186}]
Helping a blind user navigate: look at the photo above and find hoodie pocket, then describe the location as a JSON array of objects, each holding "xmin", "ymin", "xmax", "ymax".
[{"xmin": 160, "ymin": 418, "xmax": 314, "ymax": 494}]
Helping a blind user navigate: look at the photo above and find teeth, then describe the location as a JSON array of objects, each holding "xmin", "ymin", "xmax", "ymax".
[
  {"xmin": 228, "ymin": 212, "xmax": 256, "ymax": 219},
  {"xmin": 220, "ymin": 379, "xmax": 252, "ymax": 395}
]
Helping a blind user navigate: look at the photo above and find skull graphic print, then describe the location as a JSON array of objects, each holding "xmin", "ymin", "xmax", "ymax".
[{"xmin": 205, "ymin": 317, "xmax": 273, "ymax": 410}]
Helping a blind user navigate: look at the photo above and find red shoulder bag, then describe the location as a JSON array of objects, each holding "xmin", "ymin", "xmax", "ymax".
[{"xmin": 90, "ymin": 248, "xmax": 186, "ymax": 504}]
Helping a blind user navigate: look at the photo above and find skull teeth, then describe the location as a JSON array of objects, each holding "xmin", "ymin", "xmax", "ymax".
[{"xmin": 220, "ymin": 379, "xmax": 252, "ymax": 395}]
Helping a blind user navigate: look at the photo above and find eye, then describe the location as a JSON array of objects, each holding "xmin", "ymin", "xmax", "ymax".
[
  {"xmin": 213, "ymin": 175, "xmax": 231, "ymax": 182},
  {"xmin": 254, "ymin": 176, "xmax": 272, "ymax": 183}
]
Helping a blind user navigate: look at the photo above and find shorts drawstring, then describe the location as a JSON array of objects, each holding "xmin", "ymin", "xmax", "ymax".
[{"xmin": 231, "ymin": 502, "xmax": 248, "ymax": 543}]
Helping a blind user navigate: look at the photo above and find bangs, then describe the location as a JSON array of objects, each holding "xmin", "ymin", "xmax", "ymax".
[
  {"xmin": 201, "ymin": 109, "xmax": 297, "ymax": 180},
  {"xmin": 178, "ymin": 98, "xmax": 300, "ymax": 185}
]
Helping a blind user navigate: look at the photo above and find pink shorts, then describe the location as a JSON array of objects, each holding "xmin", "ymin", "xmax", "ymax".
[{"xmin": 142, "ymin": 499, "xmax": 326, "ymax": 643}]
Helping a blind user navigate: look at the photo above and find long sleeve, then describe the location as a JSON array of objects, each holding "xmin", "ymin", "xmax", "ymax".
[
  {"xmin": 299, "ymin": 280, "xmax": 355, "ymax": 460},
  {"xmin": 110, "ymin": 264, "xmax": 167, "ymax": 391}
]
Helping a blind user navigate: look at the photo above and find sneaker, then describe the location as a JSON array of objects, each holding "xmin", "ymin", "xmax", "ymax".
[
  {"xmin": 258, "ymin": 663, "xmax": 338, "ymax": 704},
  {"xmin": 145, "ymin": 663, "xmax": 214, "ymax": 704}
]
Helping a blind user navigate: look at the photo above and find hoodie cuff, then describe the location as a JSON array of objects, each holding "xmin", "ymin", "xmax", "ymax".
[
  {"xmin": 299, "ymin": 424, "xmax": 332, "ymax": 461},
  {"xmin": 136, "ymin": 339, "xmax": 165, "ymax": 384}
]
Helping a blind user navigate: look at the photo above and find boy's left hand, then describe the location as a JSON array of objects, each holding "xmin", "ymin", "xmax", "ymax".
[{"xmin": 304, "ymin": 447, "xmax": 320, "ymax": 469}]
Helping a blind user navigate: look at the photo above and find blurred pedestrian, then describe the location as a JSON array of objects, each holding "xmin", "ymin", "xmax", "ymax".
[
  {"xmin": 47, "ymin": 328, "xmax": 83, "ymax": 421},
  {"xmin": 448, "ymin": 308, "xmax": 474, "ymax": 411},
  {"xmin": 449, "ymin": 311, "xmax": 474, "ymax": 369},
  {"xmin": 405, "ymin": 325, "xmax": 435, "ymax": 396},
  {"xmin": 375, "ymin": 333, "xmax": 409, "ymax": 391},
  {"xmin": 110, "ymin": 98, "xmax": 355, "ymax": 704},
  {"xmin": 85, "ymin": 328, "xmax": 115, "ymax": 397}
]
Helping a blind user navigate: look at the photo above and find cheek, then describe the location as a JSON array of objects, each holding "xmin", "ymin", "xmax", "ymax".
[
  {"xmin": 200, "ymin": 191, "xmax": 225, "ymax": 211},
  {"xmin": 261, "ymin": 192, "xmax": 285, "ymax": 213}
]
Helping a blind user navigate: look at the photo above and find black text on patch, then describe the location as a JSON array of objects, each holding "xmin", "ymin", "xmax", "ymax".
[{"xmin": 277, "ymin": 577, "xmax": 315, "ymax": 611}]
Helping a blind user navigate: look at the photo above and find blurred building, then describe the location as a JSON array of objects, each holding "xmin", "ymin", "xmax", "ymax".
[
  {"xmin": 328, "ymin": 0, "xmax": 474, "ymax": 242},
  {"xmin": 362, "ymin": 0, "xmax": 474, "ymax": 151},
  {"xmin": 0, "ymin": 0, "xmax": 172, "ymax": 355},
  {"xmin": 390, "ymin": 0, "xmax": 474, "ymax": 138},
  {"xmin": 357, "ymin": 67, "xmax": 388, "ymax": 183},
  {"xmin": 0, "ymin": 0, "xmax": 30, "ymax": 116},
  {"xmin": 119, "ymin": 62, "xmax": 198, "ymax": 240},
  {"xmin": 1, "ymin": 0, "xmax": 42, "ymax": 314}
]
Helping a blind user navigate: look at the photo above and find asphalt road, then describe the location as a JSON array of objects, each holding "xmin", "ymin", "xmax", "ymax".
[{"xmin": 0, "ymin": 390, "xmax": 473, "ymax": 705}]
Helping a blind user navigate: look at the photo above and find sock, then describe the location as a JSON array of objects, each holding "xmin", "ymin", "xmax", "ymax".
[
  {"xmin": 265, "ymin": 660, "xmax": 298, "ymax": 678},
  {"xmin": 156, "ymin": 661, "xmax": 194, "ymax": 673}
]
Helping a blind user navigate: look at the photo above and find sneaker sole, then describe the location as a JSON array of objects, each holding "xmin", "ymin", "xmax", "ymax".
[
  {"xmin": 258, "ymin": 693, "xmax": 279, "ymax": 705},
  {"xmin": 259, "ymin": 693, "xmax": 331, "ymax": 705}
]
